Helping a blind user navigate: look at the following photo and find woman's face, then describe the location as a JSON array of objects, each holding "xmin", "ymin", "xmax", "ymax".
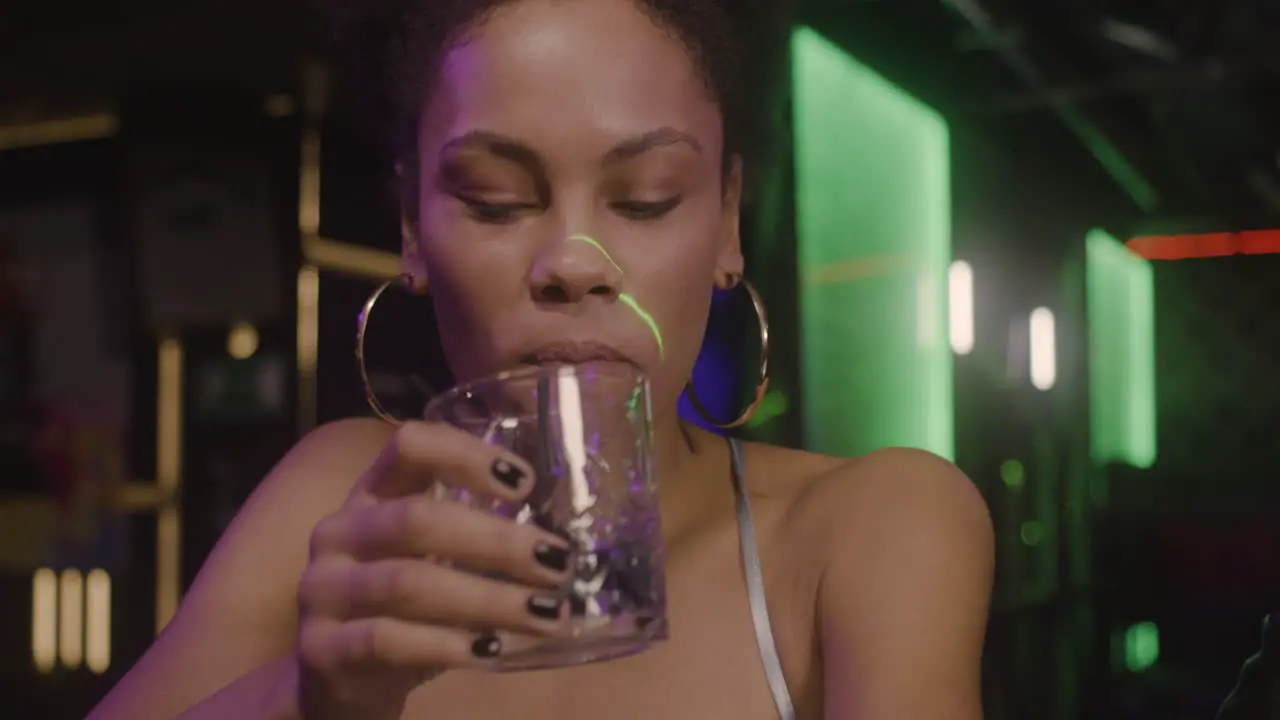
[{"xmin": 404, "ymin": 0, "xmax": 743, "ymax": 416}]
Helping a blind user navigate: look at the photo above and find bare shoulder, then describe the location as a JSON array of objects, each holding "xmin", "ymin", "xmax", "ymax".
[
  {"xmin": 735, "ymin": 441, "xmax": 848, "ymax": 502},
  {"xmin": 181, "ymin": 417, "xmax": 395, "ymax": 621},
  {"xmin": 89, "ymin": 418, "xmax": 393, "ymax": 720},
  {"xmin": 748, "ymin": 443, "xmax": 992, "ymax": 571},
  {"xmin": 806, "ymin": 446, "xmax": 989, "ymax": 530},
  {"xmin": 231, "ymin": 417, "xmax": 395, "ymax": 518},
  {"xmin": 782, "ymin": 448, "xmax": 993, "ymax": 715}
]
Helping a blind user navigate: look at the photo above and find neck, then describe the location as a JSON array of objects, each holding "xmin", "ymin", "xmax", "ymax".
[
  {"xmin": 649, "ymin": 407, "xmax": 729, "ymax": 532},
  {"xmin": 653, "ymin": 412, "xmax": 692, "ymax": 477}
]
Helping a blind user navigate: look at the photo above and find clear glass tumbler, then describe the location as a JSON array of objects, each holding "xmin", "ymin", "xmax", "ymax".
[{"xmin": 422, "ymin": 362, "xmax": 667, "ymax": 671}]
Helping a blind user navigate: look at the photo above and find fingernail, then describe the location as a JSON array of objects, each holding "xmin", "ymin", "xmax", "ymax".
[
  {"xmin": 527, "ymin": 595, "xmax": 562, "ymax": 620},
  {"xmin": 471, "ymin": 633, "xmax": 502, "ymax": 658},
  {"xmin": 490, "ymin": 458, "xmax": 525, "ymax": 489},
  {"xmin": 533, "ymin": 542, "xmax": 569, "ymax": 573}
]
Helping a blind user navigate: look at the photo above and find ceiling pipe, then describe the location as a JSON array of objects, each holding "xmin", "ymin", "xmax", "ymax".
[
  {"xmin": 975, "ymin": 58, "xmax": 1239, "ymax": 115},
  {"xmin": 942, "ymin": 0, "xmax": 1160, "ymax": 212},
  {"xmin": 1099, "ymin": 18, "xmax": 1180, "ymax": 62}
]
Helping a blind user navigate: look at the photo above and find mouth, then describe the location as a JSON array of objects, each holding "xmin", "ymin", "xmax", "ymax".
[{"xmin": 517, "ymin": 340, "xmax": 636, "ymax": 368}]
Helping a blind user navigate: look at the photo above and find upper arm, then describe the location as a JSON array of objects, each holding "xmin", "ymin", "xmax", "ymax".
[
  {"xmin": 89, "ymin": 418, "xmax": 392, "ymax": 720},
  {"xmin": 814, "ymin": 448, "xmax": 994, "ymax": 720}
]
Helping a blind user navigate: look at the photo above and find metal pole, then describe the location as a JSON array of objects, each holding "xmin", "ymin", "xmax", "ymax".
[{"xmin": 154, "ymin": 337, "xmax": 183, "ymax": 634}]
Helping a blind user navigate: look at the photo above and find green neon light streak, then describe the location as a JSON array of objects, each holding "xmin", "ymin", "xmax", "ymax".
[
  {"xmin": 792, "ymin": 26, "xmax": 954, "ymax": 460},
  {"xmin": 567, "ymin": 234, "xmax": 624, "ymax": 275},
  {"xmin": 619, "ymin": 293, "xmax": 664, "ymax": 359},
  {"xmin": 565, "ymin": 233, "xmax": 665, "ymax": 359}
]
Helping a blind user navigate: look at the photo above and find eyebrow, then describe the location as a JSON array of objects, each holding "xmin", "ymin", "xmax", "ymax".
[
  {"xmin": 437, "ymin": 127, "xmax": 702, "ymax": 170},
  {"xmin": 439, "ymin": 130, "xmax": 541, "ymax": 167},
  {"xmin": 602, "ymin": 127, "xmax": 702, "ymax": 165},
  {"xmin": 437, "ymin": 131, "xmax": 550, "ymax": 200}
]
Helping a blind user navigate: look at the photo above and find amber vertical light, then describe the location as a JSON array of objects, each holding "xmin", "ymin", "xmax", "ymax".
[
  {"xmin": 58, "ymin": 570, "xmax": 84, "ymax": 669},
  {"xmin": 85, "ymin": 569, "xmax": 111, "ymax": 673},
  {"xmin": 156, "ymin": 337, "xmax": 184, "ymax": 633},
  {"xmin": 297, "ymin": 267, "xmax": 321, "ymax": 434},
  {"xmin": 31, "ymin": 568, "xmax": 57, "ymax": 673}
]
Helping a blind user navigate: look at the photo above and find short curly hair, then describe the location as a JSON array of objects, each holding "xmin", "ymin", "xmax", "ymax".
[{"xmin": 324, "ymin": 0, "xmax": 785, "ymax": 214}]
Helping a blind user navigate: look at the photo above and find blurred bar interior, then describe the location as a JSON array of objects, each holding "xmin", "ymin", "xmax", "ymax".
[{"xmin": 2, "ymin": 1, "xmax": 1280, "ymax": 718}]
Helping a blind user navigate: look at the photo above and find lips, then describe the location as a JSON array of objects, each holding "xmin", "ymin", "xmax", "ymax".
[{"xmin": 518, "ymin": 339, "xmax": 634, "ymax": 367}]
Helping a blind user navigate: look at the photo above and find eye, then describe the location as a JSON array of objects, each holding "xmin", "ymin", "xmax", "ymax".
[
  {"xmin": 611, "ymin": 196, "xmax": 682, "ymax": 221},
  {"xmin": 455, "ymin": 195, "xmax": 536, "ymax": 225}
]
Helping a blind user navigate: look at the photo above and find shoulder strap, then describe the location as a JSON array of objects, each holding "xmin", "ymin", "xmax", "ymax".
[{"xmin": 728, "ymin": 438, "xmax": 797, "ymax": 720}]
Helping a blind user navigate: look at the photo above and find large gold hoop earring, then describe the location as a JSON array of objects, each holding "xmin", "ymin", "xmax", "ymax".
[
  {"xmin": 684, "ymin": 279, "xmax": 770, "ymax": 429},
  {"xmin": 355, "ymin": 274, "xmax": 414, "ymax": 425}
]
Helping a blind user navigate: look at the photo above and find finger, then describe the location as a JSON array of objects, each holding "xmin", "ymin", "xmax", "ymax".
[
  {"xmin": 306, "ymin": 558, "xmax": 569, "ymax": 637},
  {"xmin": 360, "ymin": 421, "xmax": 536, "ymax": 501},
  {"xmin": 300, "ymin": 617, "xmax": 505, "ymax": 675},
  {"xmin": 311, "ymin": 495, "xmax": 572, "ymax": 586}
]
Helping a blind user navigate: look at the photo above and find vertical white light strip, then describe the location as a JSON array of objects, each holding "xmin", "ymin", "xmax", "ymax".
[
  {"xmin": 85, "ymin": 570, "xmax": 111, "ymax": 674},
  {"xmin": 32, "ymin": 568, "xmax": 57, "ymax": 673},
  {"xmin": 1029, "ymin": 307, "xmax": 1057, "ymax": 391},
  {"xmin": 948, "ymin": 260, "xmax": 974, "ymax": 355},
  {"xmin": 556, "ymin": 368, "xmax": 593, "ymax": 515},
  {"xmin": 58, "ymin": 569, "xmax": 84, "ymax": 669},
  {"xmin": 555, "ymin": 368, "xmax": 605, "ymax": 620}
]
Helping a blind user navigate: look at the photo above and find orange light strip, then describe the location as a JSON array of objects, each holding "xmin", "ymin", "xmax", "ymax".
[{"xmin": 1127, "ymin": 231, "xmax": 1280, "ymax": 260}]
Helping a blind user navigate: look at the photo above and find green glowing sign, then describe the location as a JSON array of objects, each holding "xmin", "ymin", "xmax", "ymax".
[{"xmin": 792, "ymin": 26, "xmax": 954, "ymax": 459}]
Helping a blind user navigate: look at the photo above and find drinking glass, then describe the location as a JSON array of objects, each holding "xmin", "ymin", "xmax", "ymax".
[{"xmin": 423, "ymin": 362, "xmax": 667, "ymax": 671}]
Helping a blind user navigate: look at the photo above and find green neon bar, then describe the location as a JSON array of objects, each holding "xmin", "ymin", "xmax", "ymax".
[
  {"xmin": 1086, "ymin": 229, "xmax": 1156, "ymax": 468},
  {"xmin": 792, "ymin": 27, "xmax": 954, "ymax": 460}
]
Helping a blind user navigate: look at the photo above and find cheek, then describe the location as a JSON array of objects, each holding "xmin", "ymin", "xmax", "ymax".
[
  {"xmin": 417, "ymin": 208, "xmax": 529, "ymax": 367},
  {"xmin": 420, "ymin": 198, "xmax": 521, "ymax": 292},
  {"xmin": 638, "ymin": 271, "xmax": 714, "ymax": 395},
  {"xmin": 624, "ymin": 213, "xmax": 722, "ymax": 355}
]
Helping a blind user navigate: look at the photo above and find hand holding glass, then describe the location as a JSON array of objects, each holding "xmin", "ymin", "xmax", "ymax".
[{"xmin": 422, "ymin": 362, "xmax": 667, "ymax": 671}]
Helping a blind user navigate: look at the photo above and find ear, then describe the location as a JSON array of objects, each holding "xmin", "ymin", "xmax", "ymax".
[
  {"xmin": 397, "ymin": 161, "xmax": 430, "ymax": 294},
  {"xmin": 714, "ymin": 154, "xmax": 746, "ymax": 289},
  {"xmin": 400, "ymin": 218, "xmax": 429, "ymax": 295}
]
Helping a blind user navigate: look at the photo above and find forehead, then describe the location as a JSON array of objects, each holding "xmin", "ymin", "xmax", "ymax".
[{"xmin": 423, "ymin": 0, "xmax": 723, "ymax": 154}]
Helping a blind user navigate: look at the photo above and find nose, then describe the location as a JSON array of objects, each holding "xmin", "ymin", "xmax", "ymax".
[{"xmin": 529, "ymin": 234, "xmax": 624, "ymax": 305}]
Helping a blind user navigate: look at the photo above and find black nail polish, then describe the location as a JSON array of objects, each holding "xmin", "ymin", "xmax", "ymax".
[
  {"xmin": 533, "ymin": 543, "xmax": 570, "ymax": 573},
  {"xmin": 490, "ymin": 459, "xmax": 525, "ymax": 489},
  {"xmin": 527, "ymin": 595, "xmax": 562, "ymax": 620},
  {"xmin": 471, "ymin": 634, "xmax": 502, "ymax": 658}
]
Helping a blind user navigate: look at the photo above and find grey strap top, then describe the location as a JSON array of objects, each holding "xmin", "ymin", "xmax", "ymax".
[{"xmin": 728, "ymin": 438, "xmax": 797, "ymax": 720}]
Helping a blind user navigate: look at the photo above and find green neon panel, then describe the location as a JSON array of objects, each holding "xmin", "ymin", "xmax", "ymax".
[
  {"xmin": 791, "ymin": 27, "xmax": 953, "ymax": 460},
  {"xmin": 1086, "ymin": 229, "xmax": 1156, "ymax": 468}
]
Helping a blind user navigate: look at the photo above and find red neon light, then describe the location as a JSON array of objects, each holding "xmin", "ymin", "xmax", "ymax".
[
  {"xmin": 1126, "ymin": 231, "xmax": 1280, "ymax": 260},
  {"xmin": 1239, "ymin": 231, "xmax": 1280, "ymax": 255}
]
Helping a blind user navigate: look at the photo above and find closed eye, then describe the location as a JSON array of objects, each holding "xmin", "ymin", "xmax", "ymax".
[
  {"xmin": 610, "ymin": 196, "xmax": 682, "ymax": 221},
  {"xmin": 454, "ymin": 195, "xmax": 538, "ymax": 224}
]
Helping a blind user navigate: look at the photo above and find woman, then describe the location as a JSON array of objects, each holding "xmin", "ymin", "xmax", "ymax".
[{"xmin": 88, "ymin": 0, "xmax": 993, "ymax": 718}]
